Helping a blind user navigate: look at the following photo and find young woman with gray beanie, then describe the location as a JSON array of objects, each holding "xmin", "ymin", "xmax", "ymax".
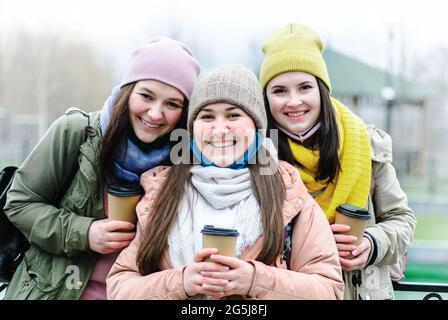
[
  {"xmin": 107, "ymin": 64, "xmax": 343, "ymax": 300},
  {"xmin": 4, "ymin": 37, "xmax": 200, "ymax": 299}
]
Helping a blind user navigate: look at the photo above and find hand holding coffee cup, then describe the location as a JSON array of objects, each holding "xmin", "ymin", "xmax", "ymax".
[
  {"xmin": 106, "ymin": 183, "xmax": 144, "ymax": 224},
  {"xmin": 334, "ymin": 204, "xmax": 370, "ymax": 260},
  {"xmin": 201, "ymin": 225, "xmax": 239, "ymax": 262}
]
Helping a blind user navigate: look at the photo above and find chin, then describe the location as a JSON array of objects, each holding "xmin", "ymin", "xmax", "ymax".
[
  {"xmin": 139, "ymin": 134, "xmax": 158, "ymax": 143},
  {"xmin": 285, "ymin": 124, "xmax": 306, "ymax": 133},
  {"xmin": 209, "ymin": 158, "xmax": 232, "ymax": 167},
  {"xmin": 215, "ymin": 163, "xmax": 229, "ymax": 168}
]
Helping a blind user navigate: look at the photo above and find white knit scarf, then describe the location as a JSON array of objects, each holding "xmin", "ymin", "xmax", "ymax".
[{"xmin": 167, "ymin": 166, "xmax": 263, "ymax": 267}]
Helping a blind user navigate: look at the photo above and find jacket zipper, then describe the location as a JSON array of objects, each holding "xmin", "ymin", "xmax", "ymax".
[{"xmin": 351, "ymin": 270, "xmax": 362, "ymax": 300}]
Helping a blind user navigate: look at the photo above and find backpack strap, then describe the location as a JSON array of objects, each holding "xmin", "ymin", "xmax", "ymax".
[
  {"xmin": 65, "ymin": 107, "xmax": 97, "ymax": 138},
  {"xmin": 56, "ymin": 108, "xmax": 99, "ymax": 205}
]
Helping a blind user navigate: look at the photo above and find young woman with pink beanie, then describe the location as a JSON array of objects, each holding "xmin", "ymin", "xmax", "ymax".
[{"xmin": 4, "ymin": 37, "xmax": 200, "ymax": 299}]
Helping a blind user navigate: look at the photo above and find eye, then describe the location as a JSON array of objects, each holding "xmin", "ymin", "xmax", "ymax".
[
  {"xmin": 198, "ymin": 114, "xmax": 213, "ymax": 120},
  {"xmin": 300, "ymin": 84, "xmax": 313, "ymax": 91},
  {"xmin": 167, "ymin": 102, "xmax": 182, "ymax": 109},
  {"xmin": 227, "ymin": 113, "xmax": 241, "ymax": 119},
  {"xmin": 272, "ymin": 88, "xmax": 286, "ymax": 95},
  {"xmin": 140, "ymin": 93, "xmax": 152, "ymax": 100}
]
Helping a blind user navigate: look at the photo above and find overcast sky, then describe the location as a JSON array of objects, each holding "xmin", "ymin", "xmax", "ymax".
[{"xmin": 1, "ymin": 0, "xmax": 447, "ymax": 81}]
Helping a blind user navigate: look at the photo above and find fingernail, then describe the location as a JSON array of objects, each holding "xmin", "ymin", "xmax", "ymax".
[{"xmin": 352, "ymin": 250, "xmax": 358, "ymax": 255}]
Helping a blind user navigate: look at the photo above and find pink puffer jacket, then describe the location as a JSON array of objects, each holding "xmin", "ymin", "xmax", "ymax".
[{"xmin": 106, "ymin": 161, "xmax": 343, "ymax": 300}]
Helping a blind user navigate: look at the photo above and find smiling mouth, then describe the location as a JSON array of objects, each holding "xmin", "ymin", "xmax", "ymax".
[
  {"xmin": 285, "ymin": 110, "xmax": 308, "ymax": 118},
  {"xmin": 208, "ymin": 140, "xmax": 236, "ymax": 148},
  {"xmin": 139, "ymin": 117, "xmax": 162, "ymax": 129}
]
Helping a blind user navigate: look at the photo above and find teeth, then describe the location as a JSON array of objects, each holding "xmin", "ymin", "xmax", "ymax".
[
  {"xmin": 287, "ymin": 111, "xmax": 306, "ymax": 117},
  {"xmin": 211, "ymin": 141, "xmax": 234, "ymax": 148},
  {"xmin": 140, "ymin": 117, "xmax": 161, "ymax": 128}
]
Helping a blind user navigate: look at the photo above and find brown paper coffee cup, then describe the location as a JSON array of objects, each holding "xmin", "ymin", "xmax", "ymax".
[
  {"xmin": 201, "ymin": 225, "xmax": 239, "ymax": 262},
  {"xmin": 335, "ymin": 204, "xmax": 370, "ymax": 259},
  {"xmin": 107, "ymin": 184, "xmax": 143, "ymax": 224}
]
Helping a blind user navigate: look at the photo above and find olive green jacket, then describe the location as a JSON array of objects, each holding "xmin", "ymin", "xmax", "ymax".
[
  {"xmin": 343, "ymin": 125, "xmax": 416, "ymax": 300},
  {"xmin": 4, "ymin": 110, "xmax": 104, "ymax": 299}
]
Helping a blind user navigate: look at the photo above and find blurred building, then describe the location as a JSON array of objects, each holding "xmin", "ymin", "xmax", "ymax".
[{"xmin": 324, "ymin": 48, "xmax": 437, "ymax": 178}]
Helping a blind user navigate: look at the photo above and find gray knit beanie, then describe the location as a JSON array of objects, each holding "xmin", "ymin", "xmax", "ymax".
[{"xmin": 187, "ymin": 64, "xmax": 267, "ymax": 136}]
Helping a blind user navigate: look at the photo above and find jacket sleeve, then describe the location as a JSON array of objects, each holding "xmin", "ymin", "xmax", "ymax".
[
  {"xmin": 247, "ymin": 198, "xmax": 344, "ymax": 300},
  {"xmin": 365, "ymin": 160, "xmax": 416, "ymax": 266},
  {"xmin": 106, "ymin": 223, "xmax": 188, "ymax": 300},
  {"xmin": 4, "ymin": 114, "xmax": 95, "ymax": 257}
]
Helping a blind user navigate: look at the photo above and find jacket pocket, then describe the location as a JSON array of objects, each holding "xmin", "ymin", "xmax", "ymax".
[
  {"xmin": 7, "ymin": 260, "xmax": 56, "ymax": 300},
  {"xmin": 21, "ymin": 269, "xmax": 55, "ymax": 300},
  {"xmin": 357, "ymin": 266, "xmax": 395, "ymax": 300},
  {"xmin": 358, "ymin": 285, "xmax": 394, "ymax": 300},
  {"xmin": 65, "ymin": 161, "xmax": 91, "ymax": 213}
]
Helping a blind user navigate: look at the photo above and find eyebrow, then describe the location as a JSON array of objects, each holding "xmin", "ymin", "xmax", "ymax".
[
  {"xmin": 200, "ymin": 106, "xmax": 240, "ymax": 112},
  {"xmin": 270, "ymin": 81, "xmax": 313, "ymax": 89},
  {"xmin": 138, "ymin": 87, "xmax": 183, "ymax": 103},
  {"xmin": 167, "ymin": 97, "xmax": 184, "ymax": 104}
]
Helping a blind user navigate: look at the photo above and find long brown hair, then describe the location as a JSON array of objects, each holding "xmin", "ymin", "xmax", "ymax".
[
  {"xmin": 100, "ymin": 84, "xmax": 134, "ymax": 183},
  {"xmin": 137, "ymin": 145, "xmax": 286, "ymax": 275},
  {"xmin": 265, "ymin": 77, "xmax": 340, "ymax": 183},
  {"xmin": 99, "ymin": 83, "xmax": 190, "ymax": 183}
]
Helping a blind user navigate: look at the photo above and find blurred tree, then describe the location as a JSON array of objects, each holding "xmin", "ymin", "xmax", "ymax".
[
  {"xmin": 0, "ymin": 30, "xmax": 114, "ymax": 133},
  {"xmin": 247, "ymin": 37, "xmax": 264, "ymax": 76},
  {"xmin": 406, "ymin": 45, "xmax": 448, "ymax": 186},
  {"xmin": 408, "ymin": 45, "xmax": 448, "ymax": 95}
]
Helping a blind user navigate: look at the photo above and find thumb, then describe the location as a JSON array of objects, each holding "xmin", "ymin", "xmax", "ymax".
[
  {"xmin": 104, "ymin": 220, "xmax": 135, "ymax": 232},
  {"xmin": 194, "ymin": 248, "xmax": 218, "ymax": 262},
  {"xmin": 352, "ymin": 237, "xmax": 371, "ymax": 256}
]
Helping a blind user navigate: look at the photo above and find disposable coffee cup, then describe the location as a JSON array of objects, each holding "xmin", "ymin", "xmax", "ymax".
[
  {"xmin": 106, "ymin": 183, "xmax": 144, "ymax": 224},
  {"xmin": 335, "ymin": 204, "xmax": 370, "ymax": 259},
  {"xmin": 201, "ymin": 225, "xmax": 239, "ymax": 262}
]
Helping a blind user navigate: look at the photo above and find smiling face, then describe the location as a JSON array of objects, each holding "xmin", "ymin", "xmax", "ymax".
[
  {"xmin": 266, "ymin": 71, "xmax": 321, "ymax": 134},
  {"xmin": 128, "ymin": 80, "xmax": 185, "ymax": 143},
  {"xmin": 193, "ymin": 103, "xmax": 256, "ymax": 167}
]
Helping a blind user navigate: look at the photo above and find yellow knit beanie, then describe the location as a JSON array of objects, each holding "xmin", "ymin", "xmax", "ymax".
[{"xmin": 260, "ymin": 23, "xmax": 331, "ymax": 92}]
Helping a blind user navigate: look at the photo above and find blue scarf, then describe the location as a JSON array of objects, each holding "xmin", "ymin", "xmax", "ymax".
[
  {"xmin": 100, "ymin": 86, "xmax": 171, "ymax": 184},
  {"xmin": 190, "ymin": 132, "xmax": 263, "ymax": 170}
]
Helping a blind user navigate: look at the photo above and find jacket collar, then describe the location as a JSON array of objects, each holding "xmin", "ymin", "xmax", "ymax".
[
  {"xmin": 367, "ymin": 124, "xmax": 393, "ymax": 163},
  {"xmin": 79, "ymin": 111, "xmax": 102, "ymax": 165},
  {"xmin": 137, "ymin": 161, "xmax": 309, "ymax": 266}
]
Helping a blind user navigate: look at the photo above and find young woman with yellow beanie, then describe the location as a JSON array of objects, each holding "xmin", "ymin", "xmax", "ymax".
[{"xmin": 260, "ymin": 23, "xmax": 416, "ymax": 300}]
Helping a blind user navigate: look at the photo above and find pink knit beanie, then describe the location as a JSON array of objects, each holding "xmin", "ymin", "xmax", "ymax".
[{"xmin": 120, "ymin": 37, "xmax": 201, "ymax": 99}]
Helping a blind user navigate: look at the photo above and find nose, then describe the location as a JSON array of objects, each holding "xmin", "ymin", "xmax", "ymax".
[
  {"xmin": 212, "ymin": 117, "xmax": 229, "ymax": 136},
  {"xmin": 286, "ymin": 92, "xmax": 303, "ymax": 108},
  {"xmin": 146, "ymin": 103, "xmax": 164, "ymax": 122}
]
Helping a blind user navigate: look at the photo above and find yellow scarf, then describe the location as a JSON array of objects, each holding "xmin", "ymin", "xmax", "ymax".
[{"xmin": 289, "ymin": 98, "xmax": 371, "ymax": 223}]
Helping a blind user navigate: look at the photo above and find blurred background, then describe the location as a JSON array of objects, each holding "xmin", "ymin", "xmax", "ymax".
[{"xmin": 1, "ymin": 0, "xmax": 447, "ymax": 298}]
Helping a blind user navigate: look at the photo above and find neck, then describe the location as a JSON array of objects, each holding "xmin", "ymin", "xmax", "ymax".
[
  {"xmin": 190, "ymin": 132, "xmax": 263, "ymax": 169},
  {"xmin": 127, "ymin": 124, "xmax": 171, "ymax": 151},
  {"xmin": 276, "ymin": 122, "xmax": 321, "ymax": 143}
]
